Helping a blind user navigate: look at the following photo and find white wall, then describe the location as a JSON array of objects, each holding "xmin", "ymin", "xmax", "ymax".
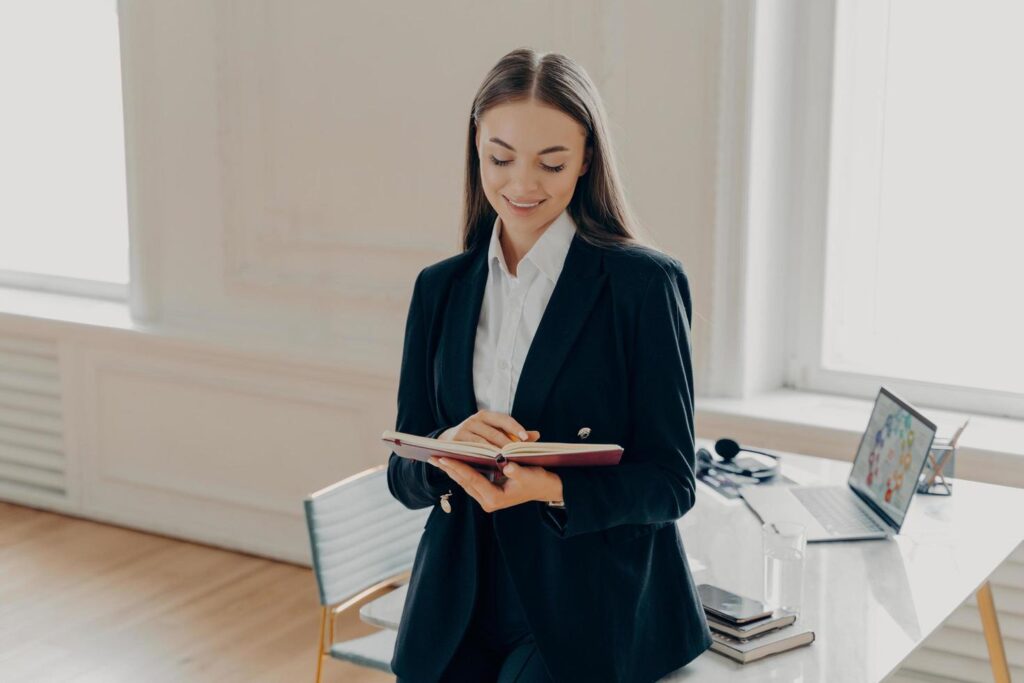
[{"xmin": 121, "ymin": 0, "xmax": 720, "ymax": 380}]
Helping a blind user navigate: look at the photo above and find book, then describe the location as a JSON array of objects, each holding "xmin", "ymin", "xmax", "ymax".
[
  {"xmin": 382, "ymin": 430, "xmax": 623, "ymax": 470},
  {"xmin": 708, "ymin": 627, "xmax": 815, "ymax": 664},
  {"xmin": 705, "ymin": 608, "xmax": 798, "ymax": 639}
]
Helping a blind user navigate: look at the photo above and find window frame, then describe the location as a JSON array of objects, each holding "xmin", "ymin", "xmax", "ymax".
[{"xmin": 0, "ymin": 270, "xmax": 127, "ymax": 302}]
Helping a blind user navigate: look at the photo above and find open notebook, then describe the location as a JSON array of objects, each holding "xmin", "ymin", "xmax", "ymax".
[{"xmin": 382, "ymin": 430, "xmax": 622, "ymax": 470}]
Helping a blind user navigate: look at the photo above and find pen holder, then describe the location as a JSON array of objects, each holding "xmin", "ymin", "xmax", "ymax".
[{"xmin": 917, "ymin": 439, "xmax": 955, "ymax": 496}]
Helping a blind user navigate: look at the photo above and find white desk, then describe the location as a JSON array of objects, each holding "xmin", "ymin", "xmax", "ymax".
[{"xmin": 361, "ymin": 438, "xmax": 1024, "ymax": 682}]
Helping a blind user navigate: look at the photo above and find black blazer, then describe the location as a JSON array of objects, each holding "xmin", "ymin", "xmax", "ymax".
[{"xmin": 387, "ymin": 224, "xmax": 712, "ymax": 683}]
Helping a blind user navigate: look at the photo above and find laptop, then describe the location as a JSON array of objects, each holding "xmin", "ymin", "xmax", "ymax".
[{"xmin": 739, "ymin": 387, "xmax": 937, "ymax": 542}]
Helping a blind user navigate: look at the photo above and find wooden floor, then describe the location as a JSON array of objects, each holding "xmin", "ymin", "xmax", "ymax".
[{"xmin": 0, "ymin": 502, "xmax": 395, "ymax": 682}]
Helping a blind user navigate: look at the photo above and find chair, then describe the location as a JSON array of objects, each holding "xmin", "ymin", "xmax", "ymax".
[{"xmin": 303, "ymin": 464, "xmax": 429, "ymax": 681}]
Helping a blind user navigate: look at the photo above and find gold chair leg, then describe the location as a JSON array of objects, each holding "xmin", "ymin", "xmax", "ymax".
[
  {"xmin": 315, "ymin": 606, "xmax": 327, "ymax": 683},
  {"xmin": 329, "ymin": 604, "xmax": 336, "ymax": 648},
  {"xmin": 976, "ymin": 580, "xmax": 1010, "ymax": 683}
]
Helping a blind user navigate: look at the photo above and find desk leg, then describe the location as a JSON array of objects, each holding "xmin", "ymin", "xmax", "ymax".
[{"xmin": 976, "ymin": 580, "xmax": 1010, "ymax": 683}]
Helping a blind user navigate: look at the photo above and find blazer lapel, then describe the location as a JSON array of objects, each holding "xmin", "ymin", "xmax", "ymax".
[
  {"xmin": 437, "ymin": 246, "xmax": 488, "ymax": 423},
  {"xmin": 511, "ymin": 233, "xmax": 607, "ymax": 430}
]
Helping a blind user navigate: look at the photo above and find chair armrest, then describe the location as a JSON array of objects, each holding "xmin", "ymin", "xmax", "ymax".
[{"xmin": 323, "ymin": 569, "xmax": 411, "ymax": 651}]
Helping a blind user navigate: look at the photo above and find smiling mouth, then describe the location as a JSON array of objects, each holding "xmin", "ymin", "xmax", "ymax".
[{"xmin": 504, "ymin": 196, "xmax": 545, "ymax": 208}]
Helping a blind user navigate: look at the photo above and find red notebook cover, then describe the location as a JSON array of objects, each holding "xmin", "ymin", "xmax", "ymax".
[{"xmin": 382, "ymin": 434, "xmax": 622, "ymax": 470}]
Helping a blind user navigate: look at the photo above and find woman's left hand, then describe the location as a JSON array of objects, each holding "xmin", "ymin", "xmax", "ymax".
[{"xmin": 429, "ymin": 457, "xmax": 563, "ymax": 512}]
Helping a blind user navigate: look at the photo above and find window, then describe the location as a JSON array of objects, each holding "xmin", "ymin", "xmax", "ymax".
[
  {"xmin": 0, "ymin": 0, "xmax": 129, "ymax": 300},
  {"xmin": 795, "ymin": 0, "xmax": 1024, "ymax": 419}
]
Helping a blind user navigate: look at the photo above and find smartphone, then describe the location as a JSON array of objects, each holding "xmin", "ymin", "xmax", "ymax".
[{"xmin": 697, "ymin": 583, "xmax": 773, "ymax": 624}]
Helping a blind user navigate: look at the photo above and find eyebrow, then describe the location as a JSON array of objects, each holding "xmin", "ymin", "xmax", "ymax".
[{"xmin": 488, "ymin": 137, "xmax": 569, "ymax": 155}]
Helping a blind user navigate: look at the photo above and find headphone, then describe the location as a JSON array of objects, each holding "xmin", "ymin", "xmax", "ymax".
[{"xmin": 697, "ymin": 438, "xmax": 780, "ymax": 480}]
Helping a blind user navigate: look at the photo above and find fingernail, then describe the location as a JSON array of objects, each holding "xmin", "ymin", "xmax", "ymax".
[
  {"xmin": 505, "ymin": 464, "xmax": 517, "ymax": 473},
  {"xmin": 518, "ymin": 431, "xmax": 528, "ymax": 440},
  {"xmin": 437, "ymin": 458, "xmax": 447, "ymax": 465}
]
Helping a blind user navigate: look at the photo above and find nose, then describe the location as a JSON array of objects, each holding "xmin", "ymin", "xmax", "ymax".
[{"xmin": 508, "ymin": 165, "xmax": 544, "ymax": 193}]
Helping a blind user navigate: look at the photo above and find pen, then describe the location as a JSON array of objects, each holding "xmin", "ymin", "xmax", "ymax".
[{"xmin": 948, "ymin": 418, "xmax": 970, "ymax": 449}]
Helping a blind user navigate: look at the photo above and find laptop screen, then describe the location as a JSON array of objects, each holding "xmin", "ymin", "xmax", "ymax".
[{"xmin": 847, "ymin": 388, "xmax": 938, "ymax": 530}]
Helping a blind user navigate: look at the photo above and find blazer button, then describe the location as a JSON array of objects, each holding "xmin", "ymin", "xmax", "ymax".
[{"xmin": 578, "ymin": 427, "xmax": 591, "ymax": 440}]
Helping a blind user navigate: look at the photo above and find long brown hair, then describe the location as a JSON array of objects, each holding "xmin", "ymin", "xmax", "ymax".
[{"xmin": 461, "ymin": 48, "xmax": 657, "ymax": 253}]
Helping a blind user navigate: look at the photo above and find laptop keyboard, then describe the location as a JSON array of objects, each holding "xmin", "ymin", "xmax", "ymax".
[{"xmin": 791, "ymin": 487, "xmax": 885, "ymax": 536}]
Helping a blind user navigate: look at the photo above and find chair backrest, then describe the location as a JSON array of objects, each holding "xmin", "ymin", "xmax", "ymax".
[{"xmin": 303, "ymin": 464, "xmax": 429, "ymax": 606}]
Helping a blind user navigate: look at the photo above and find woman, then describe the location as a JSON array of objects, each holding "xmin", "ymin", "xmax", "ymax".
[{"xmin": 386, "ymin": 48, "xmax": 711, "ymax": 683}]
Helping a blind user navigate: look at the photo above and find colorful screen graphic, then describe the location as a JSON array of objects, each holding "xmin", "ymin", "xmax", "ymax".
[{"xmin": 848, "ymin": 391, "xmax": 936, "ymax": 526}]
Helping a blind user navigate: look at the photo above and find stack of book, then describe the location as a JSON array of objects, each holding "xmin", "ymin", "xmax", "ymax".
[{"xmin": 702, "ymin": 600, "xmax": 815, "ymax": 664}]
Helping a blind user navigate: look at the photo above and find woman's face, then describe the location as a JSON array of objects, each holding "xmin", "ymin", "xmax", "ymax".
[{"xmin": 475, "ymin": 99, "xmax": 591, "ymax": 238}]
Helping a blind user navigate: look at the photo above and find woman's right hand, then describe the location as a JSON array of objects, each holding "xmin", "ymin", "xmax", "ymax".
[{"xmin": 438, "ymin": 410, "xmax": 540, "ymax": 447}]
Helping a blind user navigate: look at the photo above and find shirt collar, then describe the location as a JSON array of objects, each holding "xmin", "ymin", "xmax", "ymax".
[{"xmin": 487, "ymin": 208, "xmax": 577, "ymax": 285}]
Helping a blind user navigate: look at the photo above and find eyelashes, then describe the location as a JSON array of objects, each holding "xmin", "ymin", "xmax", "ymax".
[{"xmin": 488, "ymin": 155, "xmax": 566, "ymax": 173}]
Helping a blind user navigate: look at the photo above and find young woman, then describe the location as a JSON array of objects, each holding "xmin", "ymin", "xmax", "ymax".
[{"xmin": 387, "ymin": 48, "xmax": 711, "ymax": 683}]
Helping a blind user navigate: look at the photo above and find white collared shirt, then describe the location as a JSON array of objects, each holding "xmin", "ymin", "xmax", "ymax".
[{"xmin": 473, "ymin": 208, "xmax": 576, "ymax": 415}]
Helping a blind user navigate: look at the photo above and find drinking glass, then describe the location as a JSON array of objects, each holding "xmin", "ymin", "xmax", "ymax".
[{"xmin": 762, "ymin": 521, "xmax": 806, "ymax": 613}]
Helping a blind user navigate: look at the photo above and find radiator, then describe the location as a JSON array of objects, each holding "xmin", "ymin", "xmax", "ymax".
[{"xmin": 0, "ymin": 334, "xmax": 67, "ymax": 502}]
